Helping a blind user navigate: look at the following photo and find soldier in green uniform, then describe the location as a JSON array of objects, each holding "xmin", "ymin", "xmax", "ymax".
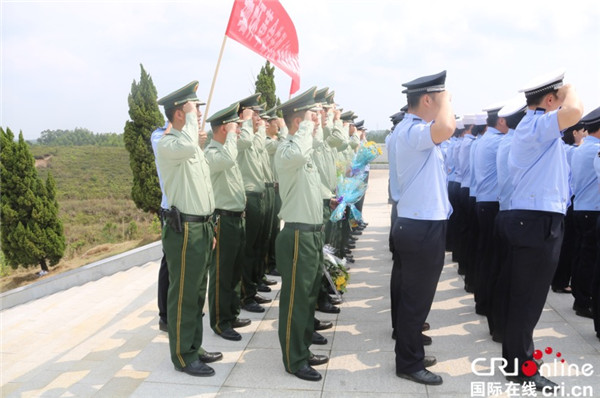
[
  {"xmin": 275, "ymin": 87, "xmax": 329, "ymax": 381},
  {"xmin": 236, "ymin": 94, "xmax": 268, "ymax": 313},
  {"xmin": 156, "ymin": 81, "xmax": 218, "ymax": 377},
  {"xmin": 264, "ymin": 108, "xmax": 283, "ymax": 276},
  {"xmin": 204, "ymin": 102, "xmax": 252, "ymax": 342}
]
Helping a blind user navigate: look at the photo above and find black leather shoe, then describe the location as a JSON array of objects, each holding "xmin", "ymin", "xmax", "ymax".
[
  {"xmin": 317, "ymin": 301, "xmax": 340, "ymax": 314},
  {"xmin": 351, "ymin": 230, "xmax": 362, "ymax": 236},
  {"xmin": 347, "ymin": 243, "xmax": 356, "ymax": 249},
  {"xmin": 574, "ymin": 305, "xmax": 593, "ymax": 319},
  {"xmin": 392, "ymin": 329, "xmax": 396, "ymax": 340},
  {"xmin": 424, "ymin": 356, "xmax": 437, "ymax": 368},
  {"xmin": 257, "ymin": 283, "xmax": 271, "ymax": 293},
  {"xmin": 218, "ymin": 328, "xmax": 242, "ymax": 341},
  {"xmin": 330, "ymin": 296, "xmax": 342, "ymax": 305},
  {"xmin": 345, "ymin": 257, "xmax": 355, "ymax": 264},
  {"xmin": 315, "ymin": 319, "xmax": 333, "ymax": 331},
  {"xmin": 243, "ymin": 301, "xmax": 265, "ymax": 313},
  {"xmin": 268, "ymin": 268, "xmax": 281, "ymax": 276},
  {"xmin": 308, "ymin": 354, "xmax": 329, "ymax": 366},
  {"xmin": 254, "ymin": 294, "xmax": 272, "ymax": 304},
  {"xmin": 263, "ymin": 278, "xmax": 277, "ymax": 286},
  {"xmin": 492, "ymin": 334, "xmax": 503, "ymax": 343},
  {"xmin": 159, "ymin": 319, "xmax": 168, "ymax": 332},
  {"xmin": 294, "ymin": 364, "xmax": 322, "ymax": 381},
  {"xmin": 175, "ymin": 359, "xmax": 215, "ymax": 377},
  {"xmin": 422, "ymin": 333, "xmax": 432, "ymax": 346},
  {"xmin": 312, "ymin": 331, "xmax": 328, "ymax": 345},
  {"xmin": 552, "ymin": 286, "xmax": 572, "ymax": 293},
  {"xmin": 396, "ymin": 369, "xmax": 442, "ymax": 385},
  {"xmin": 348, "ymin": 236, "xmax": 358, "ymax": 242},
  {"xmin": 506, "ymin": 373, "xmax": 557, "ymax": 391},
  {"xmin": 232, "ymin": 318, "xmax": 251, "ymax": 328},
  {"xmin": 422, "ymin": 322, "xmax": 430, "ymax": 332},
  {"xmin": 199, "ymin": 351, "xmax": 223, "ymax": 363}
]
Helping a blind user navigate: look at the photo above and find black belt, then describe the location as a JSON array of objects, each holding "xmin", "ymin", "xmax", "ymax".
[
  {"xmin": 284, "ymin": 222, "xmax": 324, "ymax": 232},
  {"xmin": 180, "ymin": 213, "xmax": 212, "ymax": 223},
  {"xmin": 215, "ymin": 209, "xmax": 245, "ymax": 218},
  {"xmin": 265, "ymin": 183, "xmax": 275, "ymax": 188},
  {"xmin": 246, "ymin": 191, "xmax": 265, "ymax": 198}
]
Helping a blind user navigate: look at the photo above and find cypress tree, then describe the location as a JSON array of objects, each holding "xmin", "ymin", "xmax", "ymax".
[
  {"xmin": 0, "ymin": 128, "xmax": 65, "ymax": 272},
  {"xmin": 123, "ymin": 64, "xmax": 164, "ymax": 215},
  {"xmin": 254, "ymin": 60, "xmax": 280, "ymax": 110}
]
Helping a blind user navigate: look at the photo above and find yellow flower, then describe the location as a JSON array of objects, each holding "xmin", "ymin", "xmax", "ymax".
[{"xmin": 335, "ymin": 275, "xmax": 346, "ymax": 290}]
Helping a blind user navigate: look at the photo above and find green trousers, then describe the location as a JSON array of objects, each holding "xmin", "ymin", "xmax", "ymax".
[
  {"xmin": 241, "ymin": 194, "xmax": 265, "ymax": 304},
  {"xmin": 162, "ymin": 220, "xmax": 213, "ymax": 368},
  {"xmin": 259, "ymin": 186, "xmax": 275, "ymax": 278},
  {"xmin": 209, "ymin": 214, "xmax": 245, "ymax": 334},
  {"xmin": 267, "ymin": 192, "xmax": 282, "ymax": 272},
  {"xmin": 276, "ymin": 225, "xmax": 323, "ymax": 373}
]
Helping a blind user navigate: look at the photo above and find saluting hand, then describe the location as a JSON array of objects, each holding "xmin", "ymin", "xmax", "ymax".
[{"xmin": 242, "ymin": 108, "xmax": 254, "ymax": 120}]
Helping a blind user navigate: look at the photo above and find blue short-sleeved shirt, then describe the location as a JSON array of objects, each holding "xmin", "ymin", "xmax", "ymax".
[
  {"xmin": 508, "ymin": 109, "xmax": 570, "ymax": 214},
  {"xmin": 496, "ymin": 129, "xmax": 514, "ymax": 211},
  {"xmin": 452, "ymin": 136, "xmax": 464, "ymax": 184},
  {"xmin": 468, "ymin": 137, "xmax": 481, "ymax": 197},
  {"xmin": 458, "ymin": 134, "xmax": 476, "ymax": 189},
  {"xmin": 445, "ymin": 137, "xmax": 458, "ymax": 182},
  {"xmin": 387, "ymin": 124, "xmax": 401, "ymax": 202},
  {"xmin": 571, "ymin": 136, "xmax": 600, "ymax": 211},
  {"xmin": 473, "ymin": 127, "xmax": 505, "ymax": 202},
  {"xmin": 150, "ymin": 122, "xmax": 170, "ymax": 210},
  {"xmin": 393, "ymin": 113, "xmax": 451, "ymax": 220}
]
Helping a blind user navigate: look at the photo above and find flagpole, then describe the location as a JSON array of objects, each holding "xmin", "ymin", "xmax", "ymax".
[{"xmin": 201, "ymin": 35, "xmax": 228, "ymax": 131}]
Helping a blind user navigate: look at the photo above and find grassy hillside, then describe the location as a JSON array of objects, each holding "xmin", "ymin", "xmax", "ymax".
[{"xmin": 1, "ymin": 146, "xmax": 160, "ymax": 291}]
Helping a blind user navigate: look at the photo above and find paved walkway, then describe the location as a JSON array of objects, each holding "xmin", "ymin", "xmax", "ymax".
[{"xmin": 2, "ymin": 170, "xmax": 600, "ymax": 398}]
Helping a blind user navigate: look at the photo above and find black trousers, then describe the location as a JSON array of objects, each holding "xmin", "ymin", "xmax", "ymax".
[
  {"xmin": 392, "ymin": 218, "xmax": 447, "ymax": 373},
  {"xmin": 457, "ymin": 187, "xmax": 471, "ymax": 279},
  {"xmin": 501, "ymin": 210, "xmax": 564, "ymax": 373},
  {"xmin": 447, "ymin": 181, "xmax": 461, "ymax": 254},
  {"xmin": 158, "ymin": 211, "xmax": 169, "ymax": 323},
  {"xmin": 592, "ymin": 216, "xmax": 600, "ymax": 336},
  {"xmin": 389, "ymin": 200, "xmax": 398, "ymax": 253},
  {"xmin": 552, "ymin": 202, "xmax": 575, "ymax": 290},
  {"xmin": 488, "ymin": 211, "xmax": 510, "ymax": 340},
  {"xmin": 571, "ymin": 211, "xmax": 600, "ymax": 309},
  {"xmin": 474, "ymin": 201, "xmax": 499, "ymax": 315}
]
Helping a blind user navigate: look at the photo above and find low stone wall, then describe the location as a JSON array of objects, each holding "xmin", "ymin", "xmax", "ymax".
[{"xmin": 0, "ymin": 241, "xmax": 163, "ymax": 310}]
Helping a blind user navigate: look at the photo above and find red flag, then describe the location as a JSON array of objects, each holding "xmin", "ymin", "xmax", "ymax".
[{"xmin": 225, "ymin": 0, "xmax": 300, "ymax": 95}]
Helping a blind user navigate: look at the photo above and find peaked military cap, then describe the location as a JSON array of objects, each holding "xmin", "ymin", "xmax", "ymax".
[
  {"xmin": 354, "ymin": 120, "xmax": 364, "ymax": 129},
  {"xmin": 482, "ymin": 101, "xmax": 505, "ymax": 115},
  {"xmin": 206, "ymin": 102, "xmax": 241, "ymax": 125},
  {"xmin": 158, "ymin": 80, "xmax": 205, "ymax": 110},
  {"xmin": 238, "ymin": 93, "xmax": 264, "ymax": 111},
  {"xmin": 455, "ymin": 116, "xmax": 465, "ymax": 130},
  {"xmin": 400, "ymin": 105, "xmax": 408, "ymax": 112},
  {"xmin": 314, "ymin": 87, "xmax": 329, "ymax": 105},
  {"xmin": 498, "ymin": 95, "xmax": 527, "ymax": 118},
  {"xmin": 402, "ymin": 70, "xmax": 446, "ymax": 94},
  {"xmin": 340, "ymin": 111, "xmax": 357, "ymax": 122},
  {"xmin": 390, "ymin": 111, "xmax": 405, "ymax": 124},
  {"xmin": 325, "ymin": 91, "xmax": 336, "ymax": 106},
  {"xmin": 580, "ymin": 106, "xmax": 600, "ymax": 130},
  {"xmin": 474, "ymin": 113, "xmax": 487, "ymax": 126},
  {"xmin": 277, "ymin": 86, "xmax": 320, "ymax": 115},
  {"xmin": 261, "ymin": 106, "xmax": 279, "ymax": 121},
  {"xmin": 462, "ymin": 114, "xmax": 476, "ymax": 125},
  {"xmin": 519, "ymin": 68, "xmax": 565, "ymax": 98}
]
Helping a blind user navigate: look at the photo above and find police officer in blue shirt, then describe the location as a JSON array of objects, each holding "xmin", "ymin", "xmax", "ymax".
[
  {"xmin": 472, "ymin": 102, "xmax": 507, "ymax": 316},
  {"xmin": 571, "ymin": 107, "xmax": 600, "ymax": 320},
  {"xmin": 391, "ymin": 70, "xmax": 455, "ymax": 386},
  {"xmin": 487, "ymin": 96, "xmax": 526, "ymax": 343},
  {"xmin": 445, "ymin": 118, "xmax": 463, "ymax": 258},
  {"xmin": 502, "ymin": 70, "xmax": 583, "ymax": 390}
]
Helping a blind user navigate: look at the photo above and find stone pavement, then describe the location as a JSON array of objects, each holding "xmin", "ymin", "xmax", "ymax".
[{"xmin": 2, "ymin": 169, "xmax": 599, "ymax": 398}]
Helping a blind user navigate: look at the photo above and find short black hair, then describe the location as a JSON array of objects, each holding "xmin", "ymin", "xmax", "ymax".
[
  {"xmin": 210, "ymin": 122, "xmax": 222, "ymax": 134},
  {"xmin": 561, "ymin": 128, "xmax": 575, "ymax": 145},
  {"xmin": 406, "ymin": 93, "xmax": 423, "ymax": 109},
  {"xmin": 283, "ymin": 110, "xmax": 305, "ymax": 129},
  {"xmin": 587, "ymin": 122, "xmax": 600, "ymax": 135},
  {"xmin": 472, "ymin": 125, "xmax": 486, "ymax": 136},
  {"xmin": 486, "ymin": 112, "xmax": 499, "ymax": 128},
  {"xmin": 505, "ymin": 111, "xmax": 526, "ymax": 130},
  {"xmin": 526, "ymin": 89, "xmax": 558, "ymax": 107},
  {"xmin": 165, "ymin": 105, "xmax": 183, "ymax": 123}
]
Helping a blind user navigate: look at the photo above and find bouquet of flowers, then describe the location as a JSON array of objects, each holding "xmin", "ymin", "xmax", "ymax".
[
  {"xmin": 330, "ymin": 175, "xmax": 367, "ymax": 223},
  {"xmin": 350, "ymin": 141, "xmax": 382, "ymax": 175},
  {"xmin": 323, "ymin": 245, "xmax": 350, "ymax": 294}
]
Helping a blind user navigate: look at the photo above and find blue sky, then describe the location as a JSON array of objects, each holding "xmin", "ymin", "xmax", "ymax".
[{"xmin": 2, "ymin": 0, "xmax": 599, "ymax": 140}]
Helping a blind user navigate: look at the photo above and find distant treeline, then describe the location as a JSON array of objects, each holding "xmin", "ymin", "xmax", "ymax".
[
  {"xmin": 34, "ymin": 128, "xmax": 124, "ymax": 146},
  {"xmin": 366, "ymin": 129, "xmax": 390, "ymax": 144}
]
